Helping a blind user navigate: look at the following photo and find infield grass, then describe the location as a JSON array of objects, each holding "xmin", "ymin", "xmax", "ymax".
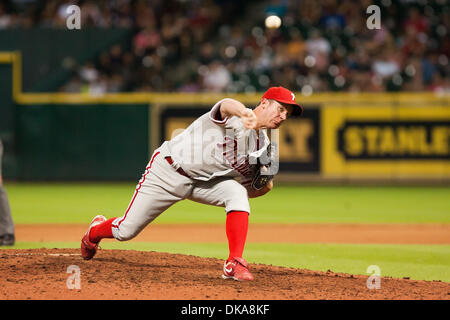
[{"xmin": 5, "ymin": 183, "xmax": 450, "ymax": 224}]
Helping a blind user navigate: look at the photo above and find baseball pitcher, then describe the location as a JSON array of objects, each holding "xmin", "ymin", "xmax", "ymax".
[{"xmin": 81, "ymin": 86, "xmax": 303, "ymax": 281}]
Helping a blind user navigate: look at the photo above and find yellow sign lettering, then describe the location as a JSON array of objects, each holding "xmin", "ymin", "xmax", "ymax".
[
  {"xmin": 363, "ymin": 127, "xmax": 379, "ymax": 155},
  {"xmin": 341, "ymin": 124, "xmax": 449, "ymax": 158},
  {"xmin": 379, "ymin": 127, "xmax": 395, "ymax": 155},
  {"xmin": 344, "ymin": 126, "xmax": 363, "ymax": 156},
  {"xmin": 278, "ymin": 120, "xmax": 314, "ymax": 162},
  {"xmin": 417, "ymin": 128, "xmax": 432, "ymax": 155},
  {"xmin": 397, "ymin": 127, "xmax": 418, "ymax": 155},
  {"xmin": 431, "ymin": 127, "xmax": 449, "ymax": 155}
]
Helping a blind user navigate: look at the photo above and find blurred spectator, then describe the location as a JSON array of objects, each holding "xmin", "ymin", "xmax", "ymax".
[
  {"xmin": 427, "ymin": 71, "xmax": 450, "ymax": 94},
  {"xmin": 1, "ymin": 0, "xmax": 448, "ymax": 93},
  {"xmin": 286, "ymin": 29, "xmax": 306, "ymax": 60},
  {"xmin": 60, "ymin": 74, "xmax": 82, "ymax": 93},
  {"xmin": 0, "ymin": 3, "xmax": 13, "ymax": 29},
  {"xmin": 133, "ymin": 26, "xmax": 161, "ymax": 56},
  {"xmin": 319, "ymin": 0, "xmax": 346, "ymax": 31},
  {"xmin": 79, "ymin": 62, "xmax": 99, "ymax": 84},
  {"xmin": 372, "ymin": 47, "xmax": 401, "ymax": 80},
  {"xmin": 202, "ymin": 61, "xmax": 232, "ymax": 92},
  {"xmin": 305, "ymin": 29, "xmax": 332, "ymax": 72},
  {"xmin": 403, "ymin": 6, "xmax": 429, "ymax": 35}
]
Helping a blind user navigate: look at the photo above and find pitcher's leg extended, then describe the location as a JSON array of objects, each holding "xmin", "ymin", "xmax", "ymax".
[
  {"xmin": 81, "ymin": 183, "xmax": 182, "ymax": 260},
  {"xmin": 189, "ymin": 178, "xmax": 254, "ymax": 281},
  {"xmin": 81, "ymin": 151, "xmax": 192, "ymax": 260}
]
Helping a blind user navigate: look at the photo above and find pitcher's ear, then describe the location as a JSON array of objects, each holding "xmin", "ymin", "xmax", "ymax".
[{"xmin": 259, "ymin": 98, "xmax": 269, "ymax": 109}]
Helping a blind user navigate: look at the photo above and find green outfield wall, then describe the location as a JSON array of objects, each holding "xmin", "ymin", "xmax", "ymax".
[{"xmin": 14, "ymin": 104, "xmax": 149, "ymax": 180}]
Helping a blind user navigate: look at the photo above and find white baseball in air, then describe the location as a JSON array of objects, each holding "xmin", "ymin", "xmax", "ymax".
[{"xmin": 265, "ymin": 15, "xmax": 282, "ymax": 29}]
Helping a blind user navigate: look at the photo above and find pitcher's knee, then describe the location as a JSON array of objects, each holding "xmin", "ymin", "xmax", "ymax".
[
  {"xmin": 112, "ymin": 225, "xmax": 140, "ymax": 241},
  {"xmin": 224, "ymin": 184, "xmax": 250, "ymax": 213},
  {"xmin": 117, "ymin": 231, "xmax": 136, "ymax": 241}
]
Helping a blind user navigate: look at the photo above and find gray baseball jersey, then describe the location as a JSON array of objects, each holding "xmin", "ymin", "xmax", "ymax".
[
  {"xmin": 164, "ymin": 99, "xmax": 271, "ymax": 184},
  {"xmin": 111, "ymin": 100, "xmax": 270, "ymax": 241},
  {"xmin": 0, "ymin": 140, "xmax": 14, "ymax": 236}
]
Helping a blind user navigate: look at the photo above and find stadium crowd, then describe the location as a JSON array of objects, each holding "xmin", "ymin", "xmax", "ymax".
[{"xmin": 0, "ymin": 0, "xmax": 448, "ymax": 94}]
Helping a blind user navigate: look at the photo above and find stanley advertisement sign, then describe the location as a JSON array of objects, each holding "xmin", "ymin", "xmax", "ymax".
[
  {"xmin": 322, "ymin": 105, "xmax": 450, "ymax": 179},
  {"xmin": 337, "ymin": 121, "xmax": 449, "ymax": 160}
]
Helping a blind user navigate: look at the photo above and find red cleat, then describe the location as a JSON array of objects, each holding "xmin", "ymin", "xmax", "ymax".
[
  {"xmin": 222, "ymin": 257, "xmax": 254, "ymax": 281},
  {"xmin": 81, "ymin": 215, "xmax": 107, "ymax": 260}
]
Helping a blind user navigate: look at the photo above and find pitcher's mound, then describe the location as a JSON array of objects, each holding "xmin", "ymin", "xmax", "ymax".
[{"xmin": 0, "ymin": 249, "xmax": 448, "ymax": 300}]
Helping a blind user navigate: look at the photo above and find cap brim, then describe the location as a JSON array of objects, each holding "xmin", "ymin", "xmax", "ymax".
[{"xmin": 291, "ymin": 104, "xmax": 303, "ymax": 117}]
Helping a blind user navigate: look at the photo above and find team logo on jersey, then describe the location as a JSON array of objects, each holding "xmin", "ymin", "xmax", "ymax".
[{"xmin": 220, "ymin": 136, "xmax": 253, "ymax": 177}]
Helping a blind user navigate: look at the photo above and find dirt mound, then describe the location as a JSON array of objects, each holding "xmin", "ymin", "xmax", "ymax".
[{"xmin": 0, "ymin": 249, "xmax": 448, "ymax": 300}]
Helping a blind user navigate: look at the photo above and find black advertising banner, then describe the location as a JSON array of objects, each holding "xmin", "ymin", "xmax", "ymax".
[{"xmin": 337, "ymin": 121, "xmax": 449, "ymax": 160}]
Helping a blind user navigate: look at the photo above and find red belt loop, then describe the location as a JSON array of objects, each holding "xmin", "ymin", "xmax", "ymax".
[{"xmin": 165, "ymin": 156, "xmax": 190, "ymax": 178}]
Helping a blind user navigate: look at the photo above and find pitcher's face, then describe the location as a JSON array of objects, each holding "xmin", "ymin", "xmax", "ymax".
[{"xmin": 257, "ymin": 98, "xmax": 293, "ymax": 129}]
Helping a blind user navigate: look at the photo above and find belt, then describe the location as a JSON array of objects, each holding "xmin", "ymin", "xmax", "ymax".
[{"xmin": 165, "ymin": 156, "xmax": 190, "ymax": 178}]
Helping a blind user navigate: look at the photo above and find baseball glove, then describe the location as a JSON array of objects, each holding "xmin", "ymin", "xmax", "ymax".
[
  {"xmin": 250, "ymin": 165, "xmax": 274, "ymax": 190},
  {"xmin": 250, "ymin": 141, "xmax": 277, "ymax": 190}
]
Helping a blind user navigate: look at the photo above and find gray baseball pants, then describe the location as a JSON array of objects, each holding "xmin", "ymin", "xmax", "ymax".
[
  {"xmin": 112, "ymin": 149, "xmax": 250, "ymax": 241},
  {"xmin": 0, "ymin": 140, "xmax": 14, "ymax": 236}
]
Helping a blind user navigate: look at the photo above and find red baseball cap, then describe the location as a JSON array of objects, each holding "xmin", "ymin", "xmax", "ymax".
[{"xmin": 261, "ymin": 86, "xmax": 304, "ymax": 116}]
